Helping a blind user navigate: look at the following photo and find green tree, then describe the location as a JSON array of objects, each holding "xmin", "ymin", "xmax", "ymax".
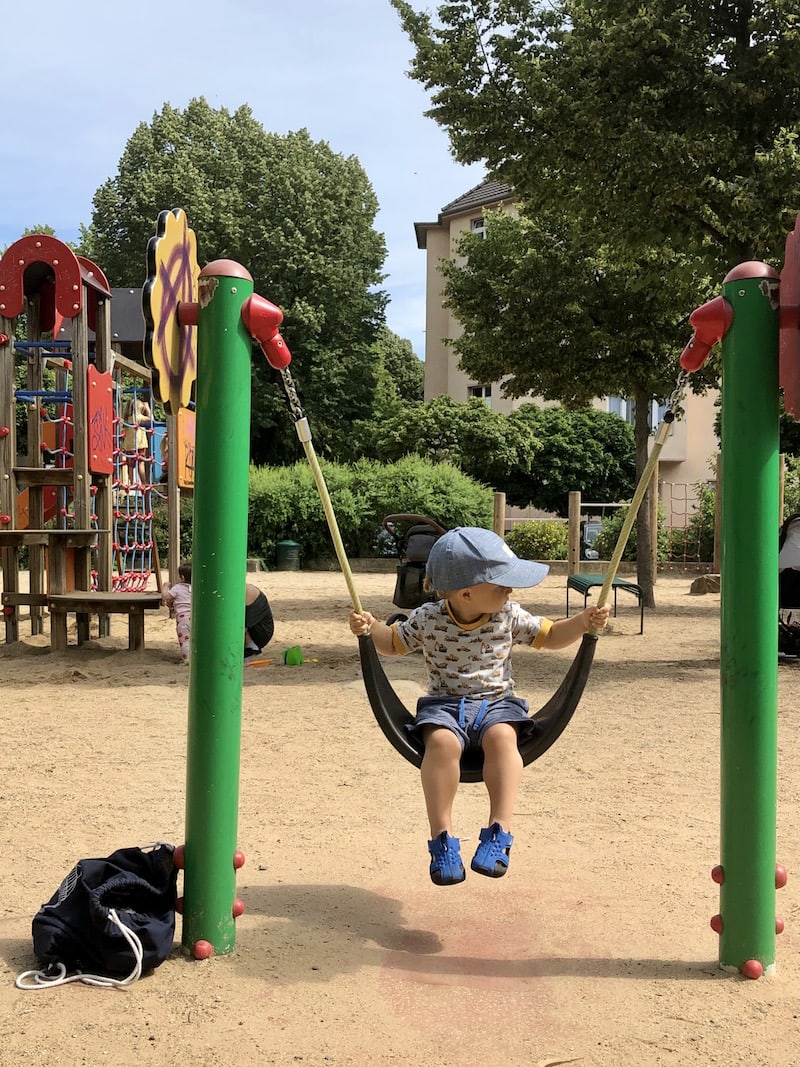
[
  {"xmin": 376, "ymin": 326, "xmax": 424, "ymax": 404},
  {"xmin": 507, "ymin": 404, "xmax": 635, "ymax": 515},
  {"xmin": 391, "ymin": 0, "xmax": 800, "ymax": 269},
  {"xmin": 368, "ymin": 394, "xmax": 539, "ymax": 489},
  {"xmin": 80, "ymin": 98, "xmax": 389, "ymax": 464},
  {"xmin": 349, "ymin": 327, "xmax": 425, "ymax": 457},
  {"xmin": 440, "ymin": 210, "xmax": 705, "ymax": 582},
  {"xmin": 391, "ymin": 0, "xmax": 800, "ymax": 601}
]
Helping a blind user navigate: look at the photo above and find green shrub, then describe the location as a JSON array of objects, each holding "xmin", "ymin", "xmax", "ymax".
[
  {"xmin": 506, "ymin": 520, "xmax": 568, "ymax": 561},
  {"xmin": 784, "ymin": 454, "xmax": 799, "ymax": 518},
  {"xmin": 593, "ymin": 504, "xmax": 671, "ymax": 562},
  {"xmin": 247, "ymin": 457, "xmax": 493, "ymax": 566},
  {"xmin": 149, "ymin": 458, "xmax": 494, "ymax": 569}
]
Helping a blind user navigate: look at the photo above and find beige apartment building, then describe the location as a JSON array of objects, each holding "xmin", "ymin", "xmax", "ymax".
[{"xmin": 414, "ymin": 179, "xmax": 720, "ymax": 526}]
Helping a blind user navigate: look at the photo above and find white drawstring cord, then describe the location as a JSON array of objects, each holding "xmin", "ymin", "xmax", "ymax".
[{"xmin": 15, "ymin": 908, "xmax": 144, "ymax": 990}]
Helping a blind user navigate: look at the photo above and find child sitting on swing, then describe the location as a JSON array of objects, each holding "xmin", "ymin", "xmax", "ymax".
[{"xmin": 349, "ymin": 527, "xmax": 609, "ymax": 886}]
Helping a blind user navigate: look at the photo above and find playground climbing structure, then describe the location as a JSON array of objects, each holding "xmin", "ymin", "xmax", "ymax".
[{"xmin": 0, "ymin": 234, "xmax": 161, "ymax": 647}]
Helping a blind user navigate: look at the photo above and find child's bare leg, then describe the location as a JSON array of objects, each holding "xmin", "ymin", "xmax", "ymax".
[
  {"xmin": 480, "ymin": 722, "xmax": 523, "ymax": 831},
  {"xmin": 420, "ymin": 724, "xmax": 462, "ymax": 835}
]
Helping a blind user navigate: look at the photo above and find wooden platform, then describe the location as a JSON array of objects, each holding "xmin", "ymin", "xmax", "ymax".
[
  {"xmin": 47, "ymin": 591, "xmax": 164, "ymax": 651},
  {"xmin": 566, "ymin": 573, "xmax": 645, "ymax": 634}
]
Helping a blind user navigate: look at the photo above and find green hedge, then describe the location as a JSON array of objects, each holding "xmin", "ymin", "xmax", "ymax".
[
  {"xmin": 152, "ymin": 458, "xmax": 494, "ymax": 568},
  {"xmin": 247, "ymin": 457, "xmax": 493, "ymax": 565}
]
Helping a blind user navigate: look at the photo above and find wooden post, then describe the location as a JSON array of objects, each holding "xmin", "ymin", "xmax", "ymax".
[
  {"xmin": 568, "ymin": 491, "xmax": 581, "ymax": 574},
  {"xmin": 649, "ymin": 460, "xmax": 660, "ymax": 583},
  {"xmin": 493, "ymin": 492, "xmax": 506, "ymax": 537},
  {"xmin": 0, "ymin": 319, "xmax": 18, "ymax": 643},
  {"xmin": 166, "ymin": 411, "xmax": 180, "ymax": 586},
  {"xmin": 26, "ymin": 301, "xmax": 45, "ymax": 635}
]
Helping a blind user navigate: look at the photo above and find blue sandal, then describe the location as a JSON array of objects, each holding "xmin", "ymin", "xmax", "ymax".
[
  {"xmin": 471, "ymin": 823, "xmax": 513, "ymax": 878},
  {"xmin": 428, "ymin": 831, "xmax": 466, "ymax": 886}
]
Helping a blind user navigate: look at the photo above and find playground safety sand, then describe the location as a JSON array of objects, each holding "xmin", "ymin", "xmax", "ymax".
[{"xmin": 0, "ymin": 570, "xmax": 797, "ymax": 1066}]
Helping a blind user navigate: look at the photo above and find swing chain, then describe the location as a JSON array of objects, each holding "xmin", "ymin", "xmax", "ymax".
[
  {"xmin": 279, "ymin": 367, "xmax": 306, "ymax": 424},
  {"xmin": 664, "ymin": 368, "xmax": 689, "ymax": 420}
]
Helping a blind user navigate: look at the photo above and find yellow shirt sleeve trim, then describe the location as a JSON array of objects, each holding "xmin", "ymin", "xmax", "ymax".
[
  {"xmin": 391, "ymin": 625, "xmax": 410, "ymax": 655},
  {"xmin": 532, "ymin": 617, "xmax": 553, "ymax": 649}
]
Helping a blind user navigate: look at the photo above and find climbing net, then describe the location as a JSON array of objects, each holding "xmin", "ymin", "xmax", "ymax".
[{"xmin": 113, "ymin": 383, "xmax": 158, "ymax": 591}]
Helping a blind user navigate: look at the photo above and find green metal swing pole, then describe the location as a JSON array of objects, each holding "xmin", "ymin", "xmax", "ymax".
[
  {"xmin": 182, "ymin": 260, "xmax": 254, "ymax": 957},
  {"xmin": 680, "ymin": 261, "xmax": 781, "ymax": 977},
  {"xmin": 716, "ymin": 264, "xmax": 780, "ymax": 975}
]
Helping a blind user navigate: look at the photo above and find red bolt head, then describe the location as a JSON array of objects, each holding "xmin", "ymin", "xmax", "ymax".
[
  {"xmin": 0, "ymin": 514, "xmax": 10, "ymax": 525},
  {"xmin": 0, "ymin": 425, "xmax": 9, "ymax": 437},
  {"xmin": 741, "ymin": 959, "xmax": 763, "ymax": 980},
  {"xmin": 711, "ymin": 865, "xmax": 725, "ymax": 885},
  {"xmin": 233, "ymin": 849, "xmax": 246, "ymax": 870},
  {"xmin": 775, "ymin": 863, "xmax": 787, "ymax": 889},
  {"xmin": 232, "ymin": 898, "xmax": 245, "ymax": 918},
  {"xmin": 710, "ymin": 914, "xmax": 724, "ymax": 934},
  {"xmin": 2, "ymin": 605, "xmax": 14, "ymax": 616},
  {"xmin": 193, "ymin": 940, "xmax": 213, "ymax": 960},
  {"xmin": 776, "ymin": 916, "xmax": 785, "ymax": 935}
]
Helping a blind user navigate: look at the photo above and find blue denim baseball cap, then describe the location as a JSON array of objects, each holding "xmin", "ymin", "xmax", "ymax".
[{"xmin": 426, "ymin": 527, "xmax": 549, "ymax": 592}]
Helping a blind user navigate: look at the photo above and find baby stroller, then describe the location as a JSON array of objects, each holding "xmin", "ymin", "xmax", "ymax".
[
  {"xmin": 382, "ymin": 514, "xmax": 447, "ymax": 622},
  {"xmin": 778, "ymin": 511, "xmax": 800, "ymax": 659}
]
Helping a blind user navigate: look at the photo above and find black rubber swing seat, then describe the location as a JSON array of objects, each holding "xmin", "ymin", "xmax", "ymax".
[{"xmin": 358, "ymin": 630, "xmax": 598, "ymax": 784}]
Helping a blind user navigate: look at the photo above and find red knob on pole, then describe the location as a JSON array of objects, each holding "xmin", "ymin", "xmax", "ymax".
[
  {"xmin": 680, "ymin": 296, "xmax": 734, "ymax": 371},
  {"xmin": 241, "ymin": 295, "xmax": 292, "ymax": 369}
]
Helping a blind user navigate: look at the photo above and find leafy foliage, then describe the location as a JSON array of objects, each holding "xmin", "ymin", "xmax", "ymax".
[
  {"xmin": 246, "ymin": 456, "xmax": 493, "ymax": 565},
  {"xmin": 364, "ymin": 394, "xmax": 634, "ymax": 513},
  {"xmin": 784, "ymin": 455, "xmax": 800, "ymax": 517},
  {"xmin": 390, "ymin": 0, "xmax": 800, "ymax": 595},
  {"xmin": 366, "ymin": 395, "xmax": 538, "ymax": 489},
  {"xmin": 499, "ymin": 404, "xmax": 635, "ymax": 515},
  {"xmin": 391, "ymin": 0, "xmax": 800, "ymax": 270},
  {"xmin": 80, "ymin": 98, "xmax": 389, "ymax": 465},
  {"xmin": 505, "ymin": 520, "xmax": 568, "ymax": 561}
]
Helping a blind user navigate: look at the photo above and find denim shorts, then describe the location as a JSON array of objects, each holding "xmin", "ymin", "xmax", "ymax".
[{"xmin": 408, "ymin": 694, "xmax": 531, "ymax": 751}]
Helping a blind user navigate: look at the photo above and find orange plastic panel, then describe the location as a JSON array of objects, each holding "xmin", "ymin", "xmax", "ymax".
[{"xmin": 87, "ymin": 367, "xmax": 114, "ymax": 474}]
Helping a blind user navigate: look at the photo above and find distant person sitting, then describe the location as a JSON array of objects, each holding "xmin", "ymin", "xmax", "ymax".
[{"xmin": 244, "ymin": 582, "xmax": 274, "ymax": 660}]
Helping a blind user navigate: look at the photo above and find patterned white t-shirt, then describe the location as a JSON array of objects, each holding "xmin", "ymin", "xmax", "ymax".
[{"xmin": 392, "ymin": 599, "xmax": 552, "ymax": 701}]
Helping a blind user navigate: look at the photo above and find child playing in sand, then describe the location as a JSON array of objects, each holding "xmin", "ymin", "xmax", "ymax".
[
  {"xmin": 162, "ymin": 561, "xmax": 192, "ymax": 663},
  {"xmin": 349, "ymin": 527, "xmax": 609, "ymax": 886},
  {"xmin": 244, "ymin": 582, "xmax": 274, "ymax": 661}
]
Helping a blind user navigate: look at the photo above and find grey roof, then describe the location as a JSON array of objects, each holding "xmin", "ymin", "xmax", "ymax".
[
  {"xmin": 414, "ymin": 178, "xmax": 514, "ymax": 248},
  {"xmin": 440, "ymin": 178, "xmax": 513, "ymax": 215}
]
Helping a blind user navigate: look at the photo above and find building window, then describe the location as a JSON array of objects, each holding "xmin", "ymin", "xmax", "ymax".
[
  {"xmin": 607, "ymin": 396, "xmax": 669, "ymax": 428},
  {"xmin": 468, "ymin": 384, "xmax": 492, "ymax": 408},
  {"xmin": 470, "ymin": 216, "xmax": 486, "ymax": 239}
]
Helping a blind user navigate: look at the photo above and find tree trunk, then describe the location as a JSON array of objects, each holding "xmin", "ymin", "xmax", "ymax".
[{"xmin": 633, "ymin": 389, "xmax": 657, "ymax": 608}]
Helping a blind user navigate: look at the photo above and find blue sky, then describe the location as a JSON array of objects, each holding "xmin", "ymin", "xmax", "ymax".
[{"xmin": 1, "ymin": 1, "xmax": 485, "ymax": 359}]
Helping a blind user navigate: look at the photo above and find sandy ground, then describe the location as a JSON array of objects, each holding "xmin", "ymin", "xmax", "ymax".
[{"xmin": 0, "ymin": 568, "xmax": 797, "ymax": 1067}]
